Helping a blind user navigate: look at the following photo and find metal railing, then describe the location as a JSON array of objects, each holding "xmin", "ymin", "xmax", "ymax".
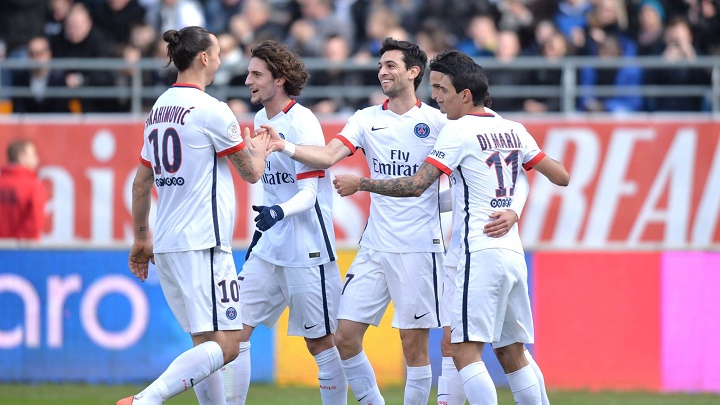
[{"xmin": 1, "ymin": 56, "xmax": 719, "ymax": 115}]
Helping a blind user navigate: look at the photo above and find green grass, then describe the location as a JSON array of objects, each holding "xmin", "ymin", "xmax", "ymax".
[{"xmin": 1, "ymin": 384, "xmax": 719, "ymax": 405}]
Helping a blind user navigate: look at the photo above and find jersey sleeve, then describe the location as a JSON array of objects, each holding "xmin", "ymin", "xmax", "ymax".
[
  {"xmin": 424, "ymin": 123, "xmax": 465, "ymax": 176},
  {"xmin": 294, "ymin": 112, "xmax": 327, "ymax": 179},
  {"xmin": 336, "ymin": 111, "xmax": 364, "ymax": 155},
  {"xmin": 139, "ymin": 130, "xmax": 152, "ymax": 168},
  {"xmin": 518, "ymin": 124, "xmax": 545, "ymax": 171},
  {"xmin": 207, "ymin": 101, "xmax": 246, "ymax": 157}
]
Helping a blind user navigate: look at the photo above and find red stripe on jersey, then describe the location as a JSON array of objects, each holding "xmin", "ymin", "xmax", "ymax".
[
  {"xmin": 282, "ymin": 99, "xmax": 297, "ymax": 113},
  {"xmin": 523, "ymin": 151, "xmax": 546, "ymax": 171},
  {"xmin": 335, "ymin": 135, "xmax": 357, "ymax": 155},
  {"xmin": 139, "ymin": 157, "xmax": 152, "ymax": 167},
  {"xmin": 172, "ymin": 83, "xmax": 202, "ymax": 90},
  {"xmin": 297, "ymin": 170, "xmax": 326, "ymax": 180},
  {"xmin": 414, "ymin": 98, "xmax": 421, "ymax": 107},
  {"xmin": 425, "ymin": 156, "xmax": 452, "ymax": 175},
  {"xmin": 382, "ymin": 99, "xmax": 390, "ymax": 110},
  {"xmin": 217, "ymin": 142, "xmax": 246, "ymax": 157}
]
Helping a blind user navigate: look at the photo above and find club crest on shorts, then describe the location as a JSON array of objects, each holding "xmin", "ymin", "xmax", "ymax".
[
  {"xmin": 226, "ymin": 307, "xmax": 237, "ymax": 320},
  {"xmin": 414, "ymin": 123, "xmax": 430, "ymax": 138},
  {"xmin": 227, "ymin": 121, "xmax": 240, "ymax": 140}
]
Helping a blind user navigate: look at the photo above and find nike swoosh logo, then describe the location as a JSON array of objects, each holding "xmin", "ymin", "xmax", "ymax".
[
  {"xmin": 414, "ymin": 312, "xmax": 430, "ymax": 320},
  {"xmin": 451, "ymin": 327, "xmax": 456, "ymax": 333},
  {"xmin": 371, "ymin": 126, "xmax": 387, "ymax": 131},
  {"xmin": 304, "ymin": 323, "xmax": 318, "ymax": 330},
  {"xmin": 358, "ymin": 395, "xmax": 367, "ymax": 401},
  {"xmin": 319, "ymin": 377, "xmax": 333, "ymax": 381},
  {"xmin": 437, "ymin": 393, "xmax": 449, "ymax": 397}
]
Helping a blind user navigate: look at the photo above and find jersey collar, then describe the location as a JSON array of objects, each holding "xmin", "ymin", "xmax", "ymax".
[
  {"xmin": 172, "ymin": 83, "xmax": 202, "ymax": 90},
  {"xmin": 282, "ymin": 99, "xmax": 297, "ymax": 114},
  {"xmin": 467, "ymin": 112, "xmax": 495, "ymax": 117},
  {"xmin": 381, "ymin": 98, "xmax": 421, "ymax": 110}
]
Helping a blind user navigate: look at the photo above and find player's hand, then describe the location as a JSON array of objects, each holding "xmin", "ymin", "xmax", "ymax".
[
  {"xmin": 483, "ymin": 209, "xmax": 518, "ymax": 238},
  {"xmin": 244, "ymin": 127, "xmax": 271, "ymax": 159},
  {"xmin": 259, "ymin": 124, "xmax": 286, "ymax": 154},
  {"xmin": 129, "ymin": 240, "xmax": 154, "ymax": 282},
  {"xmin": 333, "ymin": 174, "xmax": 361, "ymax": 197},
  {"xmin": 252, "ymin": 205, "xmax": 285, "ymax": 231}
]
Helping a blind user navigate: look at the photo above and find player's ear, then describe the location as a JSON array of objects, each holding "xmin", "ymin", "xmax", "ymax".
[
  {"xmin": 276, "ymin": 76, "xmax": 287, "ymax": 87},
  {"xmin": 408, "ymin": 65, "xmax": 421, "ymax": 81}
]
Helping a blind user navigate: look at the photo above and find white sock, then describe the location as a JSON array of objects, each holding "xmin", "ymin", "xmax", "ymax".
[
  {"xmin": 405, "ymin": 364, "xmax": 432, "ymax": 405},
  {"xmin": 525, "ymin": 350, "xmax": 549, "ymax": 405},
  {"xmin": 506, "ymin": 365, "xmax": 541, "ymax": 405},
  {"xmin": 315, "ymin": 347, "xmax": 348, "ymax": 405},
  {"xmin": 133, "ymin": 341, "xmax": 225, "ymax": 405},
  {"xmin": 223, "ymin": 341, "xmax": 251, "ymax": 405},
  {"xmin": 438, "ymin": 356, "xmax": 466, "ymax": 405},
  {"xmin": 194, "ymin": 370, "xmax": 225, "ymax": 405},
  {"xmin": 458, "ymin": 361, "xmax": 497, "ymax": 405},
  {"xmin": 341, "ymin": 350, "xmax": 384, "ymax": 405}
]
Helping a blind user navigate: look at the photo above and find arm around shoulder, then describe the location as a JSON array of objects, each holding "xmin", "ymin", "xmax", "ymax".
[{"xmin": 532, "ymin": 155, "xmax": 570, "ymax": 186}]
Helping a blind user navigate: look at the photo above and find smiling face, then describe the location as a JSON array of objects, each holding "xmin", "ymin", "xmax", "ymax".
[
  {"xmin": 245, "ymin": 56, "xmax": 280, "ymax": 105},
  {"xmin": 430, "ymin": 70, "xmax": 465, "ymax": 120},
  {"xmin": 378, "ymin": 49, "xmax": 414, "ymax": 98}
]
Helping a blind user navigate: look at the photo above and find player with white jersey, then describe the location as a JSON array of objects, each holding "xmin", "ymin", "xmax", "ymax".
[
  {"xmin": 220, "ymin": 40, "xmax": 347, "ymax": 405},
  {"xmin": 264, "ymin": 37, "xmax": 446, "ymax": 405},
  {"xmin": 333, "ymin": 50, "xmax": 569, "ymax": 405},
  {"xmin": 120, "ymin": 26, "xmax": 268, "ymax": 405}
]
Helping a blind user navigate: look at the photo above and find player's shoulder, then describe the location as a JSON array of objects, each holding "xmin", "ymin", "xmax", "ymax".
[{"xmin": 351, "ymin": 103, "xmax": 384, "ymax": 119}]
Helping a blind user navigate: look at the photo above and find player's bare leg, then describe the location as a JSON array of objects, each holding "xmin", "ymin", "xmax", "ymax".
[
  {"xmin": 223, "ymin": 325, "xmax": 254, "ymax": 405},
  {"xmin": 118, "ymin": 330, "xmax": 241, "ymax": 405},
  {"xmin": 494, "ymin": 343, "xmax": 541, "ymax": 405},
  {"xmin": 399, "ymin": 328, "xmax": 433, "ymax": 405},
  {"xmin": 305, "ymin": 334, "xmax": 348, "ymax": 405},
  {"xmin": 453, "ymin": 341, "xmax": 497, "ymax": 405},
  {"xmin": 335, "ymin": 319, "xmax": 384, "ymax": 405}
]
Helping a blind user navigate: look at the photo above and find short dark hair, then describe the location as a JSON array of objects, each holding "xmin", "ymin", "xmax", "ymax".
[
  {"xmin": 250, "ymin": 40, "xmax": 309, "ymax": 97},
  {"xmin": 379, "ymin": 37, "xmax": 428, "ymax": 91},
  {"xmin": 7, "ymin": 140, "xmax": 33, "ymax": 163},
  {"xmin": 429, "ymin": 50, "xmax": 491, "ymax": 107},
  {"xmin": 163, "ymin": 26, "xmax": 214, "ymax": 72}
]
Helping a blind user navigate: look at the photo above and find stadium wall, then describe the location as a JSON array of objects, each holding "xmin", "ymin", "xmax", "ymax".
[{"xmin": 1, "ymin": 248, "xmax": 719, "ymax": 393}]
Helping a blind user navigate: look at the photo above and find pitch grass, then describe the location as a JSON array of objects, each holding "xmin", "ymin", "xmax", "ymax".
[{"xmin": 1, "ymin": 384, "xmax": 720, "ymax": 405}]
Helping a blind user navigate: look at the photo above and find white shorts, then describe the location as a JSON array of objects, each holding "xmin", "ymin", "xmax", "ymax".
[
  {"xmin": 441, "ymin": 264, "xmax": 457, "ymax": 327},
  {"xmin": 337, "ymin": 247, "xmax": 442, "ymax": 329},
  {"xmin": 239, "ymin": 254, "xmax": 341, "ymax": 338},
  {"xmin": 155, "ymin": 248, "xmax": 242, "ymax": 334},
  {"xmin": 450, "ymin": 249, "xmax": 534, "ymax": 348}
]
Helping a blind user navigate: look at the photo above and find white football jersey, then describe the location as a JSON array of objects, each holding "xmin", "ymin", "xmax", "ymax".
[
  {"xmin": 426, "ymin": 112, "xmax": 545, "ymax": 255},
  {"xmin": 337, "ymin": 99, "xmax": 448, "ymax": 253},
  {"xmin": 140, "ymin": 83, "xmax": 245, "ymax": 253},
  {"xmin": 251, "ymin": 100, "xmax": 337, "ymax": 267}
]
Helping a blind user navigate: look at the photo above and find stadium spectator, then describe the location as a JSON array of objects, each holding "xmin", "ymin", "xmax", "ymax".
[
  {"xmin": 50, "ymin": 2, "xmax": 118, "ymax": 113},
  {"xmin": 204, "ymin": 0, "xmax": 243, "ymax": 34},
  {"xmin": 232, "ymin": 0, "xmax": 287, "ymax": 49},
  {"xmin": 415, "ymin": 18, "xmax": 454, "ymax": 61},
  {"xmin": 0, "ymin": 139, "xmax": 47, "ymax": 240},
  {"xmin": 417, "ymin": 0, "xmax": 495, "ymax": 39},
  {"xmin": 90, "ymin": 0, "xmax": 147, "ymax": 54},
  {"xmin": 456, "ymin": 14, "xmax": 498, "ymax": 57},
  {"xmin": 685, "ymin": 0, "xmax": 720, "ymax": 55},
  {"xmin": 145, "ymin": 0, "xmax": 206, "ymax": 33},
  {"xmin": 553, "ymin": 0, "xmax": 591, "ymax": 50},
  {"xmin": 581, "ymin": 0, "xmax": 634, "ymax": 56},
  {"xmin": 644, "ymin": 16, "xmax": 711, "ymax": 111},
  {"xmin": 522, "ymin": 18, "xmax": 559, "ymax": 56},
  {"xmin": 524, "ymin": 31, "xmax": 572, "ymax": 113},
  {"xmin": 45, "ymin": 0, "xmax": 75, "ymax": 40},
  {"xmin": 636, "ymin": 0, "xmax": 666, "ymax": 56},
  {"xmin": 12, "ymin": 36, "xmax": 69, "ymax": 113},
  {"xmin": 484, "ymin": 30, "xmax": 529, "ymax": 112},
  {"xmin": 0, "ymin": 0, "xmax": 47, "ymax": 56},
  {"xmin": 579, "ymin": 34, "xmax": 643, "ymax": 113},
  {"xmin": 285, "ymin": 0, "xmax": 355, "ymax": 57},
  {"xmin": 307, "ymin": 34, "xmax": 366, "ymax": 114}
]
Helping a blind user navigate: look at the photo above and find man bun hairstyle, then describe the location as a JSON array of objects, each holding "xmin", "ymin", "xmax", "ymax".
[{"xmin": 163, "ymin": 26, "xmax": 213, "ymax": 72}]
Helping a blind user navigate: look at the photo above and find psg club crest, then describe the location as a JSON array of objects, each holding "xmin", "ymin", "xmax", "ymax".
[
  {"xmin": 278, "ymin": 133, "xmax": 286, "ymax": 140},
  {"xmin": 414, "ymin": 123, "xmax": 430, "ymax": 138},
  {"xmin": 226, "ymin": 307, "xmax": 237, "ymax": 320}
]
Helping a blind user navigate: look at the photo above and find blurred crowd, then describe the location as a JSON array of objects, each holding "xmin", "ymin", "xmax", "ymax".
[{"xmin": 0, "ymin": 0, "xmax": 718, "ymax": 115}]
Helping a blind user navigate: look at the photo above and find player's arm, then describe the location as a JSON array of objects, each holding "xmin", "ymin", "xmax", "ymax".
[
  {"xmin": 129, "ymin": 163, "xmax": 155, "ymax": 282},
  {"xmin": 252, "ymin": 177, "xmax": 318, "ymax": 231},
  {"xmin": 530, "ymin": 155, "xmax": 570, "ymax": 186},
  {"xmin": 334, "ymin": 162, "xmax": 443, "ymax": 198},
  {"xmin": 227, "ymin": 127, "xmax": 270, "ymax": 184},
  {"xmin": 261, "ymin": 123, "xmax": 351, "ymax": 169}
]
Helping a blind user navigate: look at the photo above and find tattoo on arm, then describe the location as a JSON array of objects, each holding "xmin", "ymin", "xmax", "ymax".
[
  {"xmin": 139, "ymin": 226, "xmax": 147, "ymax": 232},
  {"xmin": 229, "ymin": 149, "xmax": 257, "ymax": 179},
  {"xmin": 359, "ymin": 162, "xmax": 441, "ymax": 197}
]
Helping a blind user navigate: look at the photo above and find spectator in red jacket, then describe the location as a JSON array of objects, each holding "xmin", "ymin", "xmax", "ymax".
[{"xmin": 0, "ymin": 139, "xmax": 46, "ymax": 240}]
